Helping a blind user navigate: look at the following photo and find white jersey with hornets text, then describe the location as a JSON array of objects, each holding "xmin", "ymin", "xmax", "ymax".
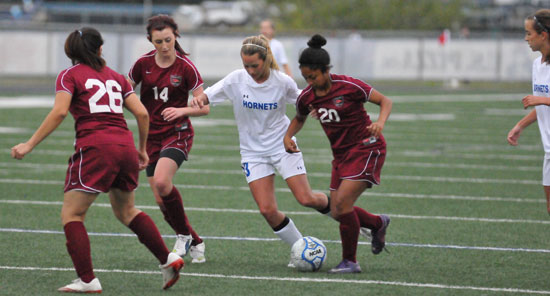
[
  {"xmin": 533, "ymin": 56, "xmax": 550, "ymax": 154},
  {"xmin": 204, "ymin": 69, "xmax": 300, "ymax": 159}
]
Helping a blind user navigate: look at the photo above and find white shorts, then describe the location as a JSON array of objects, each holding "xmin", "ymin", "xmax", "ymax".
[
  {"xmin": 241, "ymin": 152, "xmax": 306, "ymax": 183},
  {"xmin": 543, "ymin": 154, "xmax": 550, "ymax": 186}
]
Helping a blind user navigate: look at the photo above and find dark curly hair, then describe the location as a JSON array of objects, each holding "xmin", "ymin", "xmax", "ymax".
[{"xmin": 298, "ymin": 34, "xmax": 331, "ymax": 73}]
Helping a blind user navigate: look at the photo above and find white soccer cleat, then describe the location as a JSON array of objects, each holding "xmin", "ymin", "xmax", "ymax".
[
  {"xmin": 172, "ymin": 234, "xmax": 193, "ymax": 257},
  {"xmin": 189, "ymin": 242, "xmax": 206, "ymax": 263},
  {"xmin": 287, "ymin": 260, "xmax": 296, "ymax": 268},
  {"xmin": 58, "ymin": 278, "xmax": 102, "ymax": 293},
  {"xmin": 160, "ymin": 253, "xmax": 184, "ymax": 290}
]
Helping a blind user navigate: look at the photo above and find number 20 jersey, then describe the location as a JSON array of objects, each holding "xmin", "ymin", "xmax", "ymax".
[
  {"xmin": 128, "ymin": 50, "xmax": 203, "ymax": 139},
  {"xmin": 56, "ymin": 63, "xmax": 135, "ymax": 148},
  {"xmin": 296, "ymin": 73, "xmax": 384, "ymax": 159}
]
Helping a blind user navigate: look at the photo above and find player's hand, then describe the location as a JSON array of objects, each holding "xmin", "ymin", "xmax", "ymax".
[
  {"xmin": 366, "ymin": 122, "xmax": 384, "ymax": 138},
  {"xmin": 190, "ymin": 96, "xmax": 205, "ymax": 109},
  {"xmin": 11, "ymin": 143, "xmax": 32, "ymax": 160},
  {"xmin": 284, "ymin": 136, "xmax": 300, "ymax": 153},
  {"xmin": 161, "ymin": 107, "xmax": 185, "ymax": 122},
  {"xmin": 137, "ymin": 149, "xmax": 149, "ymax": 170},
  {"xmin": 522, "ymin": 95, "xmax": 546, "ymax": 109},
  {"xmin": 507, "ymin": 125, "xmax": 522, "ymax": 146},
  {"xmin": 308, "ymin": 104, "xmax": 319, "ymax": 120}
]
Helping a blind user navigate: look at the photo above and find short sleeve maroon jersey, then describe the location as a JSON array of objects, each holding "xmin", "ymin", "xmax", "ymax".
[
  {"xmin": 128, "ymin": 50, "xmax": 204, "ymax": 138},
  {"xmin": 296, "ymin": 74, "xmax": 385, "ymax": 158},
  {"xmin": 56, "ymin": 64, "xmax": 135, "ymax": 147}
]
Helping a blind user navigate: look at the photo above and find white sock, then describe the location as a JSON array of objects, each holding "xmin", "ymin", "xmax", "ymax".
[{"xmin": 274, "ymin": 218, "xmax": 303, "ymax": 246}]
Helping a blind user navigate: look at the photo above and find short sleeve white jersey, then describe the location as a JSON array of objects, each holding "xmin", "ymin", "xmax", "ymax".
[
  {"xmin": 269, "ymin": 38, "xmax": 288, "ymax": 65},
  {"xmin": 205, "ymin": 69, "xmax": 300, "ymax": 159},
  {"xmin": 533, "ymin": 56, "xmax": 550, "ymax": 154}
]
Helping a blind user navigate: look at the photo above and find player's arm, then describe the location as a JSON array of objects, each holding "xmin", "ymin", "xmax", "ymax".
[
  {"xmin": 11, "ymin": 92, "xmax": 71, "ymax": 159},
  {"xmin": 366, "ymin": 89, "xmax": 393, "ymax": 138},
  {"xmin": 124, "ymin": 93, "xmax": 149, "ymax": 170},
  {"xmin": 284, "ymin": 113, "xmax": 308, "ymax": 153},
  {"xmin": 161, "ymin": 86, "xmax": 210, "ymax": 121},
  {"xmin": 127, "ymin": 77, "xmax": 137, "ymax": 89},
  {"xmin": 507, "ymin": 109, "xmax": 537, "ymax": 146},
  {"xmin": 522, "ymin": 95, "xmax": 550, "ymax": 108}
]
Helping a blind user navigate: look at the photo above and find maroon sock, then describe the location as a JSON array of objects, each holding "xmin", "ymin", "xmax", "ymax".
[
  {"xmin": 64, "ymin": 221, "xmax": 95, "ymax": 283},
  {"xmin": 354, "ymin": 206, "xmax": 382, "ymax": 230},
  {"xmin": 159, "ymin": 204, "xmax": 178, "ymax": 231},
  {"xmin": 128, "ymin": 212, "xmax": 170, "ymax": 264},
  {"xmin": 160, "ymin": 187, "xmax": 191, "ymax": 235},
  {"xmin": 337, "ymin": 211, "xmax": 360, "ymax": 263},
  {"xmin": 185, "ymin": 214, "xmax": 203, "ymax": 246},
  {"xmin": 161, "ymin": 202, "xmax": 202, "ymax": 246}
]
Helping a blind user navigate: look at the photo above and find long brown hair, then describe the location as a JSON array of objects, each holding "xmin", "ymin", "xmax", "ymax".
[
  {"xmin": 146, "ymin": 14, "xmax": 188, "ymax": 56},
  {"xmin": 64, "ymin": 27, "xmax": 105, "ymax": 71},
  {"xmin": 241, "ymin": 35, "xmax": 279, "ymax": 80},
  {"xmin": 530, "ymin": 9, "xmax": 550, "ymax": 62}
]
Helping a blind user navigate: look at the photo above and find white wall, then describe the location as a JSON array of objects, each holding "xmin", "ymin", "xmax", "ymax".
[{"xmin": 0, "ymin": 30, "xmax": 539, "ymax": 82}]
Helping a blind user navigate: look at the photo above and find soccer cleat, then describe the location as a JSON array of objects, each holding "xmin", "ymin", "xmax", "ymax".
[
  {"xmin": 287, "ymin": 259, "xmax": 296, "ymax": 268},
  {"xmin": 58, "ymin": 278, "xmax": 102, "ymax": 293},
  {"xmin": 160, "ymin": 253, "xmax": 185, "ymax": 290},
  {"xmin": 172, "ymin": 234, "xmax": 193, "ymax": 257},
  {"xmin": 371, "ymin": 214, "xmax": 390, "ymax": 255},
  {"xmin": 359, "ymin": 227, "xmax": 372, "ymax": 240},
  {"xmin": 189, "ymin": 242, "xmax": 206, "ymax": 263},
  {"xmin": 327, "ymin": 259, "xmax": 362, "ymax": 274}
]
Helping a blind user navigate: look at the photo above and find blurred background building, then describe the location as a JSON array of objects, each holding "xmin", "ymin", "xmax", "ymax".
[{"xmin": 1, "ymin": 0, "xmax": 550, "ymax": 82}]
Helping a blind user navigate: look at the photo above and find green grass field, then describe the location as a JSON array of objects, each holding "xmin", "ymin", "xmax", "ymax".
[{"xmin": 1, "ymin": 82, "xmax": 549, "ymax": 295}]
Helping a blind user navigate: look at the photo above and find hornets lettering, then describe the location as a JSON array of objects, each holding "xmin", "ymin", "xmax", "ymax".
[
  {"xmin": 242, "ymin": 99, "xmax": 278, "ymax": 110},
  {"xmin": 534, "ymin": 84, "xmax": 549, "ymax": 93}
]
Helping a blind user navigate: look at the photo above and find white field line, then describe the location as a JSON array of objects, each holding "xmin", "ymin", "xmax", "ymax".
[
  {"xmin": 1, "ymin": 165, "xmax": 539, "ymax": 185},
  {"xmin": 1, "ymin": 265, "xmax": 549, "ymax": 295},
  {"xmin": 2, "ymin": 228, "xmax": 550, "ymax": 255},
  {"xmin": 0, "ymin": 147, "xmax": 542, "ymax": 162},
  {"xmin": 0, "ymin": 178, "xmax": 544, "ymax": 204},
  {"xmin": 1, "ymin": 199, "xmax": 548, "ymax": 225},
  {"xmin": 0, "ymin": 160, "xmax": 541, "ymax": 172}
]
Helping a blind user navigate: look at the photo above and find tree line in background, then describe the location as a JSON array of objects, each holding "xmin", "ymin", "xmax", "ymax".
[{"xmin": 266, "ymin": 0, "xmax": 465, "ymax": 31}]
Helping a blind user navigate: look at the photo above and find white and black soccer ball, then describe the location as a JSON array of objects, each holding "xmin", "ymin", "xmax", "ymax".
[{"xmin": 290, "ymin": 236, "xmax": 327, "ymax": 272}]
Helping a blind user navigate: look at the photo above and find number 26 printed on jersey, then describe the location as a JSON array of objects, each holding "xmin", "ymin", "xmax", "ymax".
[{"xmin": 86, "ymin": 79, "xmax": 124, "ymax": 114}]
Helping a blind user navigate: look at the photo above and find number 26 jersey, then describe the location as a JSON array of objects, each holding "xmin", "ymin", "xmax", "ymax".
[{"xmin": 56, "ymin": 63, "xmax": 135, "ymax": 148}]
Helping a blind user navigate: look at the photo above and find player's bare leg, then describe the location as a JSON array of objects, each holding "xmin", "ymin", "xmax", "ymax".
[{"xmin": 286, "ymin": 174, "xmax": 329, "ymax": 211}]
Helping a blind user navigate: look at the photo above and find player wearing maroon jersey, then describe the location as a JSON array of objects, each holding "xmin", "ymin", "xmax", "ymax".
[
  {"xmin": 129, "ymin": 15, "xmax": 208, "ymax": 263},
  {"xmin": 284, "ymin": 34, "xmax": 393, "ymax": 274},
  {"xmin": 11, "ymin": 27, "xmax": 183, "ymax": 292}
]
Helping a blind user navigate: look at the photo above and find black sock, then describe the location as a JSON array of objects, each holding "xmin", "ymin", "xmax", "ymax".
[
  {"xmin": 317, "ymin": 196, "xmax": 331, "ymax": 214},
  {"xmin": 272, "ymin": 216, "xmax": 290, "ymax": 232}
]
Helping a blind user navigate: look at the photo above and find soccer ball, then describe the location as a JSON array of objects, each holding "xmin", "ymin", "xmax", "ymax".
[{"xmin": 290, "ymin": 236, "xmax": 327, "ymax": 272}]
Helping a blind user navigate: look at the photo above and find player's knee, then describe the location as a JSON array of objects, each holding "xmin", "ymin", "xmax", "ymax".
[{"xmin": 153, "ymin": 177, "xmax": 172, "ymax": 196}]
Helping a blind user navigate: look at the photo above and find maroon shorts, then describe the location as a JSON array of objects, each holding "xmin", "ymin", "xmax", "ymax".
[
  {"xmin": 64, "ymin": 144, "xmax": 139, "ymax": 193},
  {"xmin": 330, "ymin": 144, "xmax": 386, "ymax": 190},
  {"xmin": 146, "ymin": 131, "xmax": 193, "ymax": 165}
]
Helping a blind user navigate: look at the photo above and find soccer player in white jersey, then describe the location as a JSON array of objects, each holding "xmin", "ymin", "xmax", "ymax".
[
  {"xmin": 190, "ymin": 35, "xmax": 330, "ymax": 265},
  {"xmin": 507, "ymin": 9, "xmax": 550, "ymax": 214}
]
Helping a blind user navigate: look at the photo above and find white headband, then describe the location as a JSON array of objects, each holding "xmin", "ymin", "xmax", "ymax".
[{"xmin": 242, "ymin": 43, "xmax": 266, "ymax": 50}]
